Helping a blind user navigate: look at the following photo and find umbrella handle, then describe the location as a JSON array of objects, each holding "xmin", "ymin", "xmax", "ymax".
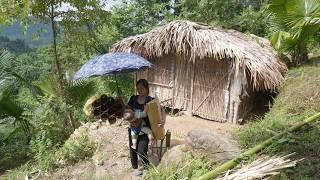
[{"xmin": 114, "ymin": 74, "xmax": 122, "ymax": 96}]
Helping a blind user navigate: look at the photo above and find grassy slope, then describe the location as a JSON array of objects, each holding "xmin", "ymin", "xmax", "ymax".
[{"xmin": 237, "ymin": 65, "xmax": 320, "ymax": 179}]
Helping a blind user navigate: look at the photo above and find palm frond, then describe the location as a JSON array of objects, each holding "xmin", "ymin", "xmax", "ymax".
[
  {"xmin": 10, "ymin": 72, "xmax": 44, "ymax": 98},
  {"xmin": 0, "ymin": 49, "xmax": 14, "ymax": 71},
  {"xmin": 0, "ymin": 49, "xmax": 44, "ymax": 100},
  {"xmin": 270, "ymin": 30, "xmax": 291, "ymax": 50},
  {"xmin": 267, "ymin": 0, "xmax": 288, "ymax": 26},
  {"xmin": 0, "ymin": 86, "xmax": 32, "ymax": 138},
  {"xmin": 268, "ymin": 0, "xmax": 320, "ymax": 60},
  {"xmin": 3, "ymin": 126, "xmax": 26, "ymax": 142},
  {"xmin": 67, "ymin": 80, "xmax": 96, "ymax": 105},
  {"xmin": 34, "ymin": 77, "xmax": 59, "ymax": 97},
  {"xmin": 286, "ymin": 0, "xmax": 320, "ymax": 28},
  {"xmin": 0, "ymin": 88, "xmax": 24, "ymax": 119},
  {"xmin": 0, "ymin": 117, "xmax": 15, "ymax": 125}
]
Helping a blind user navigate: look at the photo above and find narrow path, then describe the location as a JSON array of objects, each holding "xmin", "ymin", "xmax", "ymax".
[
  {"xmin": 165, "ymin": 115, "xmax": 239, "ymax": 141},
  {"xmin": 48, "ymin": 115, "xmax": 239, "ymax": 179}
]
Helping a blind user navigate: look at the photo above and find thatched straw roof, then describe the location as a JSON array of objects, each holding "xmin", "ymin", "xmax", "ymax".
[{"xmin": 111, "ymin": 20, "xmax": 287, "ymax": 91}]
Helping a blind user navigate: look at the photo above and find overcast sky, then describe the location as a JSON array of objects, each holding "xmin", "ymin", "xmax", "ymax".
[{"xmin": 60, "ymin": 0, "xmax": 121, "ymax": 11}]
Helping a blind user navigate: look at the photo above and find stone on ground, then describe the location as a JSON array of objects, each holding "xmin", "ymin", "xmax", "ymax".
[
  {"xmin": 186, "ymin": 129, "xmax": 240, "ymax": 163},
  {"xmin": 158, "ymin": 144, "xmax": 189, "ymax": 168}
]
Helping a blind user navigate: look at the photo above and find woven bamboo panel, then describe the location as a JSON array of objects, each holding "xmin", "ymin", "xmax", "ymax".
[
  {"xmin": 173, "ymin": 55, "xmax": 192, "ymax": 110},
  {"xmin": 192, "ymin": 58, "xmax": 229, "ymax": 122},
  {"xmin": 137, "ymin": 55, "xmax": 174, "ymax": 104}
]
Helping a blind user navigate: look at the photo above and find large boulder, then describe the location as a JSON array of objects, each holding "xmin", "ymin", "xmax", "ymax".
[
  {"xmin": 157, "ymin": 145, "xmax": 189, "ymax": 168},
  {"xmin": 185, "ymin": 129, "xmax": 240, "ymax": 163}
]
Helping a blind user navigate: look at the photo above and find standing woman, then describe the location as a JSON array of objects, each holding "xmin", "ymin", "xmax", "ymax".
[{"xmin": 128, "ymin": 79, "xmax": 153, "ymax": 175}]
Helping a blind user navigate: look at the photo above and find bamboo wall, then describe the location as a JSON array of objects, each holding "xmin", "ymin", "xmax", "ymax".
[
  {"xmin": 136, "ymin": 54, "xmax": 253, "ymax": 123},
  {"xmin": 137, "ymin": 55, "xmax": 174, "ymax": 104},
  {"xmin": 192, "ymin": 58, "xmax": 229, "ymax": 122},
  {"xmin": 173, "ymin": 55, "xmax": 192, "ymax": 110}
]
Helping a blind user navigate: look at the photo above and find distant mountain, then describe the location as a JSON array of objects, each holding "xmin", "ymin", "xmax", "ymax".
[
  {"xmin": 0, "ymin": 20, "xmax": 53, "ymax": 48},
  {"xmin": 0, "ymin": 36, "xmax": 33, "ymax": 54}
]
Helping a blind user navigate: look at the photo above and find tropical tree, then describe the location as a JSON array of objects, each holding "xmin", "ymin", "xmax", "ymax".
[
  {"xmin": 268, "ymin": 0, "xmax": 320, "ymax": 65},
  {"xmin": 176, "ymin": 0, "xmax": 244, "ymax": 25},
  {"xmin": 0, "ymin": 50, "xmax": 33, "ymax": 139},
  {"xmin": 108, "ymin": 0, "xmax": 171, "ymax": 37},
  {"xmin": 0, "ymin": 48, "xmax": 96, "ymax": 143},
  {"xmin": 173, "ymin": 0, "xmax": 269, "ymax": 28},
  {"xmin": 0, "ymin": 0, "xmax": 111, "ymax": 130}
]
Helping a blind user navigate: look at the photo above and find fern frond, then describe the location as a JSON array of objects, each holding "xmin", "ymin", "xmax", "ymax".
[{"xmin": 0, "ymin": 49, "xmax": 14, "ymax": 71}]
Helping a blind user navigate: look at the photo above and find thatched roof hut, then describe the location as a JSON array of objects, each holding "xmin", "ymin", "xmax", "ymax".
[{"xmin": 111, "ymin": 20, "xmax": 287, "ymax": 123}]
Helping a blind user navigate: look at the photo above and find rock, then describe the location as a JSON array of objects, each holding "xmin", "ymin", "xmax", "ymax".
[
  {"xmin": 92, "ymin": 152, "xmax": 107, "ymax": 167},
  {"xmin": 158, "ymin": 145, "xmax": 189, "ymax": 168},
  {"xmin": 90, "ymin": 123, "xmax": 99, "ymax": 130},
  {"xmin": 97, "ymin": 160, "xmax": 104, "ymax": 166},
  {"xmin": 117, "ymin": 152, "xmax": 127, "ymax": 158},
  {"xmin": 111, "ymin": 162, "xmax": 118, "ymax": 167},
  {"xmin": 185, "ymin": 129, "xmax": 240, "ymax": 163}
]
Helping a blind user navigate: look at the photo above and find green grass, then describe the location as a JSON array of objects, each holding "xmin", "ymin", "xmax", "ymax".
[
  {"xmin": 0, "ymin": 126, "xmax": 97, "ymax": 179},
  {"xmin": 237, "ymin": 65, "xmax": 320, "ymax": 179},
  {"xmin": 145, "ymin": 152, "xmax": 215, "ymax": 180}
]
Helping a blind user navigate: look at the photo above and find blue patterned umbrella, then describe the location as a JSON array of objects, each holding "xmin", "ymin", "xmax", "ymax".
[{"xmin": 73, "ymin": 52, "xmax": 152, "ymax": 82}]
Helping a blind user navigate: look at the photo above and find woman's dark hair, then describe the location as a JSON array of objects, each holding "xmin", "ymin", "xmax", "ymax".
[{"xmin": 136, "ymin": 79, "xmax": 149, "ymax": 95}]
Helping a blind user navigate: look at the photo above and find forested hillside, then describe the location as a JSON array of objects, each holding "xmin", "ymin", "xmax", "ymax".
[{"xmin": 0, "ymin": 20, "xmax": 52, "ymax": 48}]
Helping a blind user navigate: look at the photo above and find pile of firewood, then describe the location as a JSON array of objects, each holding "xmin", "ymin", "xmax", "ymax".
[{"xmin": 84, "ymin": 94, "xmax": 125, "ymax": 124}]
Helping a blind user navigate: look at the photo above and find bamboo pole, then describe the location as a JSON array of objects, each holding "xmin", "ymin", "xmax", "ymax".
[
  {"xmin": 224, "ymin": 63, "xmax": 232, "ymax": 120},
  {"xmin": 134, "ymin": 72, "xmax": 137, "ymax": 94},
  {"xmin": 172, "ymin": 56, "xmax": 176, "ymax": 110},
  {"xmin": 189, "ymin": 60, "xmax": 196, "ymax": 114},
  {"xmin": 149, "ymin": 82, "xmax": 173, "ymax": 88},
  {"xmin": 197, "ymin": 112, "xmax": 320, "ymax": 180}
]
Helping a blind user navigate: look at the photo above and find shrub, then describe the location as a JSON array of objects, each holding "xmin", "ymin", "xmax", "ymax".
[{"xmin": 56, "ymin": 131, "xmax": 97, "ymax": 166}]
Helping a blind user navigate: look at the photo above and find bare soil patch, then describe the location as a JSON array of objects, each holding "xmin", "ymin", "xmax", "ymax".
[{"xmin": 48, "ymin": 115, "xmax": 239, "ymax": 179}]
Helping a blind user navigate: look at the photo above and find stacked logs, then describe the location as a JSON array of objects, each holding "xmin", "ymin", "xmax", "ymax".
[{"xmin": 83, "ymin": 94, "xmax": 125, "ymax": 124}]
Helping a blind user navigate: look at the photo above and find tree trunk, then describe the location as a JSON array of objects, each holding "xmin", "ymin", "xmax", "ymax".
[
  {"xmin": 50, "ymin": 4, "xmax": 75, "ymax": 131},
  {"xmin": 292, "ymin": 45, "xmax": 308, "ymax": 66},
  {"xmin": 197, "ymin": 112, "xmax": 320, "ymax": 180}
]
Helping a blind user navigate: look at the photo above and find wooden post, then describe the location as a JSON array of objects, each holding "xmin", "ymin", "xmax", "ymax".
[
  {"xmin": 165, "ymin": 130, "xmax": 171, "ymax": 149},
  {"xmin": 134, "ymin": 72, "xmax": 137, "ymax": 94},
  {"xmin": 224, "ymin": 63, "xmax": 232, "ymax": 120},
  {"xmin": 189, "ymin": 59, "xmax": 196, "ymax": 116},
  {"xmin": 172, "ymin": 56, "xmax": 176, "ymax": 109}
]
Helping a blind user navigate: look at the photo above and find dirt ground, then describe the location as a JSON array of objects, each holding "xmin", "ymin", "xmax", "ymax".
[
  {"xmin": 47, "ymin": 115, "xmax": 238, "ymax": 180},
  {"xmin": 165, "ymin": 114, "xmax": 239, "ymax": 141}
]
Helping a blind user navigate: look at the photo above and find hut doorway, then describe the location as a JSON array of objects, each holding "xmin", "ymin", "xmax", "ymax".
[{"xmin": 192, "ymin": 59, "xmax": 230, "ymax": 122}]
